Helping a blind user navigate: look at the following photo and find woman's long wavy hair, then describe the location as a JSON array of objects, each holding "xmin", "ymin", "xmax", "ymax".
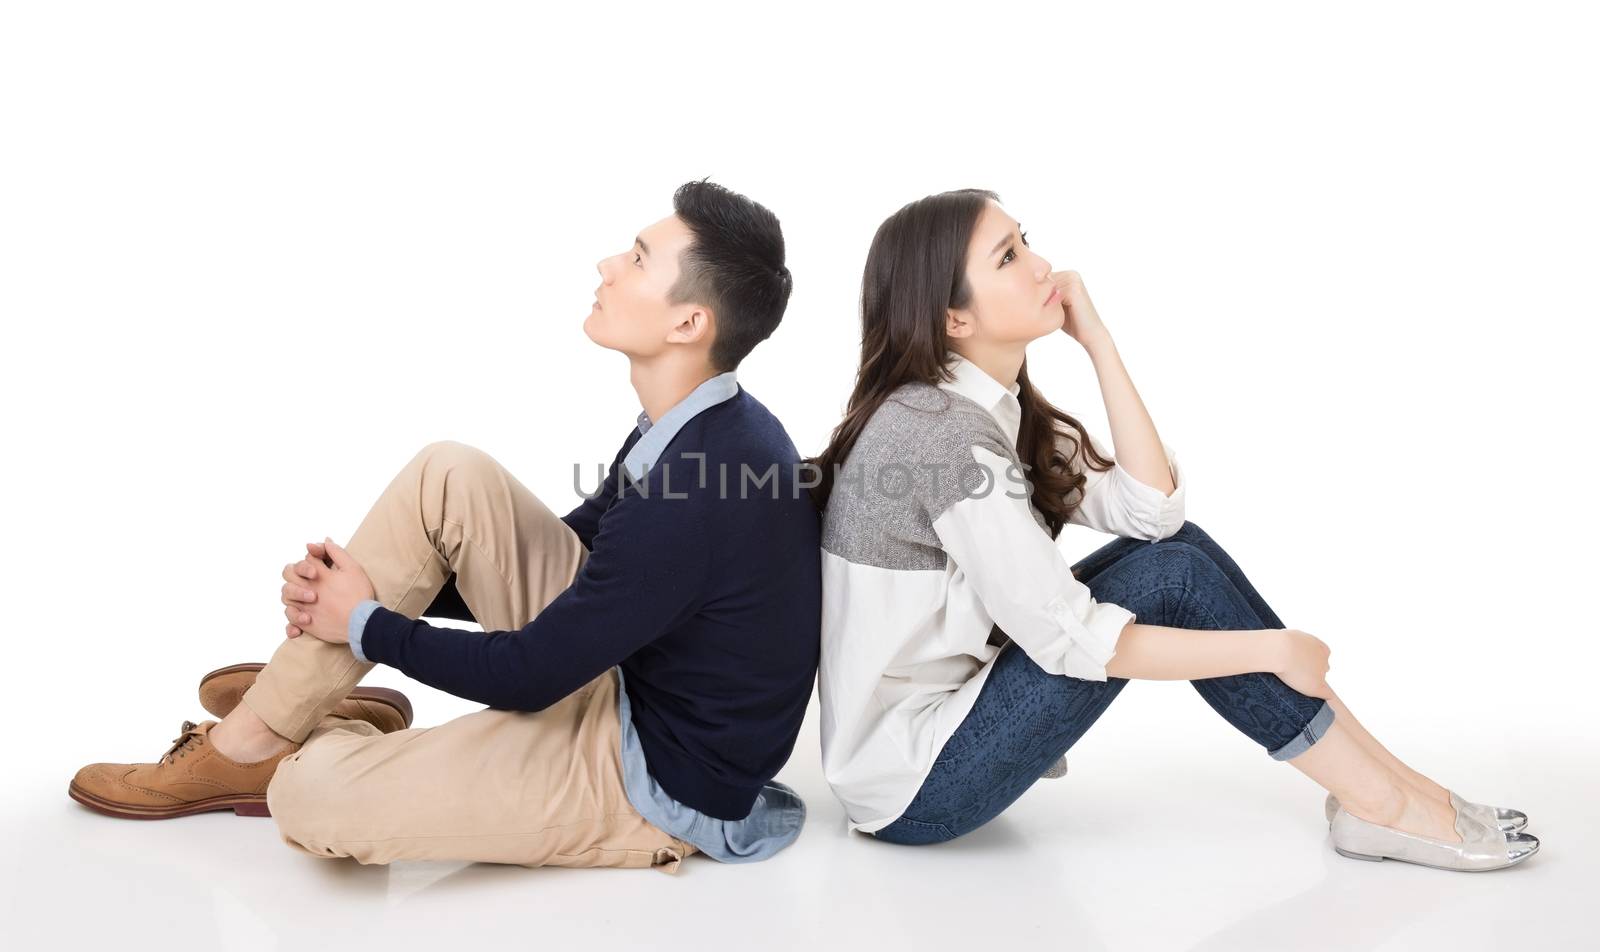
[{"xmin": 806, "ymin": 188, "xmax": 1113, "ymax": 538}]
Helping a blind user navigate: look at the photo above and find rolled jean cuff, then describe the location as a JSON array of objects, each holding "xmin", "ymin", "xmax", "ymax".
[{"xmin": 1267, "ymin": 699, "xmax": 1336, "ymax": 762}]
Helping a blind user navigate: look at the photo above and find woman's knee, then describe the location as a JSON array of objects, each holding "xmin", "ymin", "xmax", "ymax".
[
  {"xmin": 1135, "ymin": 540, "xmax": 1219, "ymax": 587},
  {"xmin": 1098, "ymin": 541, "xmax": 1245, "ymax": 622},
  {"xmin": 1166, "ymin": 520, "xmax": 1214, "ymax": 547}
]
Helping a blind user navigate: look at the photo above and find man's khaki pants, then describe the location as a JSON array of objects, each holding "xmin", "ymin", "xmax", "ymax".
[{"xmin": 239, "ymin": 440, "xmax": 700, "ymax": 874}]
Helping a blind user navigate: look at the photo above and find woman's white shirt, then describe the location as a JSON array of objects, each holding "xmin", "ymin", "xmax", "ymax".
[{"xmin": 817, "ymin": 353, "xmax": 1185, "ymax": 833}]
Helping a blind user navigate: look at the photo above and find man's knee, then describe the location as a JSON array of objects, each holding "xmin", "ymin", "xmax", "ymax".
[{"xmin": 413, "ymin": 440, "xmax": 501, "ymax": 482}]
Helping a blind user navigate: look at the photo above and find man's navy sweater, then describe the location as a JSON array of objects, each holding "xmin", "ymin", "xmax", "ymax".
[{"xmin": 357, "ymin": 387, "xmax": 822, "ymax": 820}]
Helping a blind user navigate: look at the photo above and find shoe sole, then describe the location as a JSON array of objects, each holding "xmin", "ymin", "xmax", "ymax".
[
  {"xmin": 67, "ymin": 780, "xmax": 271, "ymax": 820},
  {"xmin": 198, "ymin": 662, "xmax": 414, "ymax": 728},
  {"xmin": 1332, "ymin": 842, "xmax": 1539, "ymax": 871}
]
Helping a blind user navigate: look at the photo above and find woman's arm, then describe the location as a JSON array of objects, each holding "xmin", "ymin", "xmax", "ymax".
[
  {"xmin": 1053, "ymin": 271, "xmax": 1175, "ymax": 495},
  {"xmin": 1058, "ymin": 426, "xmax": 1186, "ymax": 540},
  {"xmin": 1104, "ymin": 623, "xmax": 1284, "ymax": 680}
]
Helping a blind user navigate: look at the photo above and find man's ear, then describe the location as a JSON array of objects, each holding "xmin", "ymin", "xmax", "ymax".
[
  {"xmin": 945, "ymin": 306, "xmax": 973, "ymax": 340},
  {"xmin": 667, "ymin": 305, "xmax": 714, "ymax": 346}
]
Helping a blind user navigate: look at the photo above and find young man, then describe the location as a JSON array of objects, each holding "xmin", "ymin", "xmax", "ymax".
[{"xmin": 68, "ymin": 180, "xmax": 821, "ymax": 874}]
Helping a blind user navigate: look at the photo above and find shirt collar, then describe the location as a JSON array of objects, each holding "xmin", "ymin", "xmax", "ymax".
[
  {"xmin": 936, "ymin": 352, "xmax": 1023, "ymax": 448},
  {"xmin": 623, "ymin": 370, "xmax": 740, "ymax": 481}
]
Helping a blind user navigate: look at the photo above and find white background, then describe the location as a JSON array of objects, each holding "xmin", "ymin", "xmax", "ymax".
[{"xmin": 3, "ymin": 2, "xmax": 1596, "ymax": 949}]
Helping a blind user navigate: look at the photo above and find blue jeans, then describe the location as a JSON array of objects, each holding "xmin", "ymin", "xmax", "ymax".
[{"xmin": 870, "ymin": 520, "xmax": 1335, "ymax": 846}]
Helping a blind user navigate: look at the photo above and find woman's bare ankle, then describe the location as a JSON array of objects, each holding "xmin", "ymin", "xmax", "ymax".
[
  {"xmin": 1399, "ymin": 770, "xmax": 1451, "ymax": 806},
  {"xmin": 1345, "ymin": 784, "xmax": 1461, "ymax": 843},
  {"xmin": 1340, "ymin": 781, "xmax": 1407, "ymax": 828}
]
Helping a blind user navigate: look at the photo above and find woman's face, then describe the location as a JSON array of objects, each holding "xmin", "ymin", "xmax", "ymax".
[{"xmin": 947, "ymin": 200, "xmax": 1062, "ymax": 346}]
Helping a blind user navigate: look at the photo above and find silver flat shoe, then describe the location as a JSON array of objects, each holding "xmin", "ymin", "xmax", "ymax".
[
  {"xmin": 1326, "ymin": 791, "xmax": 1527, "ymax": 832},
  {"xmin": 1040, "ymin": 754, "xmax": 1069, "ymax": 779},
  {"xmin": 1329, "ymin": 792, "xmax": 1539, "ymax": 871}
]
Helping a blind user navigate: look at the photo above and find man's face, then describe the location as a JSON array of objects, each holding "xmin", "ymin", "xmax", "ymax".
[{"xmin": 585, "ymin": 214, "xmax": 707, "ymax": 359}]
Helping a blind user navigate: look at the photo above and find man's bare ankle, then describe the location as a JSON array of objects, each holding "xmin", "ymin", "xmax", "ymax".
[{"xmin": 210, "ymin": 711, "xmax": 291, "ymax": 762}]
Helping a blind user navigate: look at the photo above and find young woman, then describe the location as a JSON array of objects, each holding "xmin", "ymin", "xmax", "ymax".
[{"xmin": 807, "ymin": 188, "xmax": 1538, "ymax": 872}]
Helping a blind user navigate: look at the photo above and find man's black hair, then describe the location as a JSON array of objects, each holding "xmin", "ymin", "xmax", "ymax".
[{"xmin": 668, "ymin": 178, "xmax": 792, "ymax": 371}]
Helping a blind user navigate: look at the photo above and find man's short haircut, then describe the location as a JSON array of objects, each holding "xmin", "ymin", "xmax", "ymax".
[{"xmin": 668, "ymin": 178, "xmax": 793, "ymax": 372}]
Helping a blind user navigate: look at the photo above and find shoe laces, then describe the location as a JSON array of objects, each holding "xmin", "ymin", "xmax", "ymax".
[{"xmin": 160, "ymin": 719, "xmax": 207, "ymax": 764}]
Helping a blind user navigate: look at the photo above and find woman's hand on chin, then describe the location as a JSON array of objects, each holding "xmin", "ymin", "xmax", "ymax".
[{"xmin": 1051, "ymin": 270, "xmax": 1111, "ymax": 349}]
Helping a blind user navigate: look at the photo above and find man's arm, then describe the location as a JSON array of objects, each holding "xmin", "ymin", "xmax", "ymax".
[
  {"xmin": 560, "ymin": 429, "xmax": 641, "ymax": 549},
  {"xmin": 358, "ymin": 486, "xmax": 710, "ymax": 711}
]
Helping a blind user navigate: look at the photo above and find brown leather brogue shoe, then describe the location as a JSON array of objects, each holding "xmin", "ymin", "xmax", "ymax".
[
  {"xmin": 68, "ymin": 719, "xmax": 296, "ymax": 820},
  {"xmin": 198, "ymin": 662, "xmax": 413, "ymax": 734}
]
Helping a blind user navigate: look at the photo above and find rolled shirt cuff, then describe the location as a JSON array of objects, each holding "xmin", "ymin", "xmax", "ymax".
[
  {"xmin": 1047, "ymin": 593, "xmax": 1133, "ymax": 681},
  {"xmin": 348, "ymin": 598, "xmax": 383, "ymax": 663},
  {"xmin": 1114, "ymin": 445, "xmax": 1187, "ymax": 542}
]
